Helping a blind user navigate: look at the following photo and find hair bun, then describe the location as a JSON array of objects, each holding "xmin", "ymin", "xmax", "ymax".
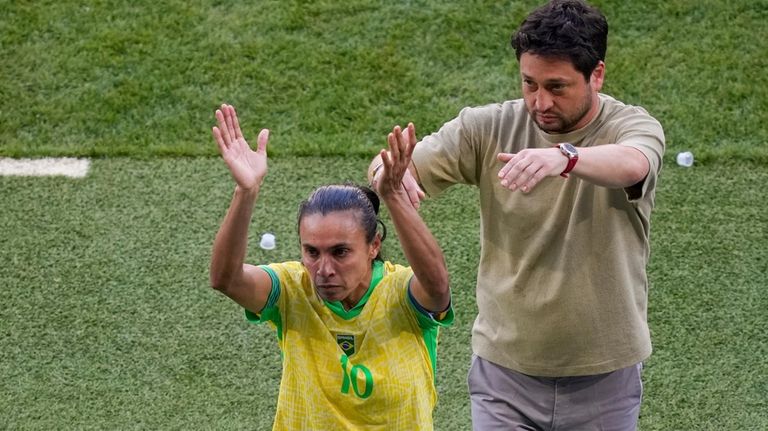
[{"xmin": 358, "ymin": 185, "xmax": 380, "ymax": 215}]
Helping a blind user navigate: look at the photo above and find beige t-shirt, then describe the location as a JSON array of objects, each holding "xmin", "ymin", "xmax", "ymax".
[{"xmin": 412, "ymin": 94, "xmax": 665, "ymax": 376}]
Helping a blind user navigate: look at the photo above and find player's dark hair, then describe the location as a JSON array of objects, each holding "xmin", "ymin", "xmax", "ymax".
[
  {"xmin": 298, "ymin": 183, "xmax": 386, "ymax": 261},
  {"xmin": 511, "ymin": 0, "xmax": 608, "ymax": 81}
]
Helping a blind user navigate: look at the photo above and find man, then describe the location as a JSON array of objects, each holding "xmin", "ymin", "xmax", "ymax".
[{"xmin": 368, "ymin": 1, "xmax": 664, "ymax": 429}]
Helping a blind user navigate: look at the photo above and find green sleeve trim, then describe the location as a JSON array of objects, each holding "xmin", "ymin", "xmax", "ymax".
[
  {"xmin": 421, "ymin": 326, "xmax": 441, "ymax": 381},
  {"xmin": 244, "ymin": 265, "xmax": 283, "ymax": 342},
  {"xmin": 407, "ymin": 278, "xmax": 455, "ymax": 329},
  {"xmin": 406, "ymin": 277, "xmax": 454, "ymax": 381}
]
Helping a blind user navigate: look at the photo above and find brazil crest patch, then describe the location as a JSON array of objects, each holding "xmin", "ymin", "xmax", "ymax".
[{"xmin": 337, "ymin": 334, "xmax": 355, "ymax": 356}]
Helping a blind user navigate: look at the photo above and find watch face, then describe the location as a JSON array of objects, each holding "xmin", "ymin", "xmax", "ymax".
[{"xmin": 560, "ymin": 143, "xmax": 578, "ymax": 158}]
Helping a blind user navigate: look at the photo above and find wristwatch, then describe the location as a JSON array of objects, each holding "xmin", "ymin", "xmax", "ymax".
[{"xmin": 556, "ymin": 143, "xmax": 579, "ymax": 178}]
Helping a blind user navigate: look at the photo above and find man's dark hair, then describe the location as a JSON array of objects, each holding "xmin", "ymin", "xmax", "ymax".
[{"xmin": 511, "ymin": 0, "xmax": 608, "ymax": 81}]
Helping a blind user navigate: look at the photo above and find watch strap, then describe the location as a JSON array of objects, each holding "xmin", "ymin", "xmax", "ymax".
[
  {"xmin": 560, "ymin": 157, "xmax": 577, "ymax": 178},
  {"xmin": 556, "ymin": 143, "xmax": 579, "ymax": 178}
]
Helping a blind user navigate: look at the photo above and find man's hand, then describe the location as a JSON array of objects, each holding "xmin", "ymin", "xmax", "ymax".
[
  {"xmin": 212, "ymin": 104, "xmax": 269, "ymax": 191},
  {"xmin": 496, "ymin": 147, "xmax": 566, "ymax": 193}
]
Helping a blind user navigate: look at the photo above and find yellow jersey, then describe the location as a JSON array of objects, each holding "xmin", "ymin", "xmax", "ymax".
[{"xmin": 246, "ymin": 260, "xmax": 453, "ymax": 430}]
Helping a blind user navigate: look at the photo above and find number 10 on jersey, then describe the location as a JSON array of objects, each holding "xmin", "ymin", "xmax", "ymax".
[{"xmin": 340, "ymin": 354, "xmax": 374, "ymax": 399}]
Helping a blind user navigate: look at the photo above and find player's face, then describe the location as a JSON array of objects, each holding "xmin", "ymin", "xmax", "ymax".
[
  {"xmin": 519, "ymin": 53, "xmax": 604, "ymax": 133},
  {"xmin": 299, "ymin": 210, "xmax": 380, "ymax": 310}
]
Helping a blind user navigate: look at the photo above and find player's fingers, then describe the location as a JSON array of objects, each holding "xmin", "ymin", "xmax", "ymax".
[
  {"xmin": 231, "ymin": 105, "xmax": 244, "ymax": 140},
  {"xmin": 225, "ymin": 105, "xmax": 238, "ymax": 142},
  {"xmin": 380, "ymin": 147, "xmax": 392, "ymax": 173},
  {"xmin": 216, "ymin": 109, "xmax": 234, "ymax": 146},
  {"xmin": 392, "ymin": 129, "xmax": 413, "ymax": 182},
  {"xmin": 391, "ymin": 135, "xmax": 409, "ymax": 182},
  {"xmin": 257, "ymin": 129, "xmax": 269, "ymax": 153},
  {"xmin": 212, "ymin": 127, "xmax": 227, "ymax": 154},
  {"xmin": 404, "ymin": 123, "xmax": 417, "ymax": 159},
  {"xmin": 216, "ymin": 107, "xmax": 233, "ymax": 145},
  {"xmin": 395, "ymin": 125, "xmax": 413, "ymax": 174},
  {"xmin": 388, "ymin": 126, "xmax": 402, "ymax": 165}
]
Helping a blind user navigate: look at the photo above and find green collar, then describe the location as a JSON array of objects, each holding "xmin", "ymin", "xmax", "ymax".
[{"xmin": 324, "ymin": 260, "xmax": 384, "ymax": 320}]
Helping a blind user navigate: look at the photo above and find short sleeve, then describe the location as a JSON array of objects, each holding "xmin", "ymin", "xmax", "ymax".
[
  {"xmin": 412, "ymin": 106, "xmax": 485, "ymax": 196},
  {"xmin": 407, "ymin": 279, "xmax": 455, "ymax": 329},
  {"xmin": 616, "ymin": 109, "xmax": 665, "ymax": 201},
  {"xmin": 244, "ymin": 264, "xmax": 281, "ymax": 324}
]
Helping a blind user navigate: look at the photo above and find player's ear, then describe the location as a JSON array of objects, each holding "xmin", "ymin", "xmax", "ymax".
[{"xmin": 369, "ymin": 234, "xmax": 382, "ymax": 260}]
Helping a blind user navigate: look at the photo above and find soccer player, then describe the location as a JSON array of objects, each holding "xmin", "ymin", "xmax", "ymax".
[{"xmin": 209, "ymin": 104, "xmax": 452, "ymax": 430}]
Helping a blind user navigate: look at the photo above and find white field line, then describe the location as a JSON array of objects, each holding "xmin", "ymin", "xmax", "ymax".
[{"xmin": 0, "ymin": 157, "xmax": 90, "ymax": 178}]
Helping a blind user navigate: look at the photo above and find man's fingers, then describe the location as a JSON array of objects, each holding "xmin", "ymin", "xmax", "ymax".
[
  {"xmin": 500, "ymin": 160, "xmax": 542, "ymax": 192},
  {"xmin": 497, "ymin": 153, "xmax": 517, "ymax": 178},
  {"xmin": 499, "ymin": 162, "xmax": 521, "ymax": 188},
  {"xmin": 514, "ymin": 168, "xmax": 533, "ymax": 192},
  {"xmin": 406, "ymin": 186, "xmax": 421, "ymax": 209},
  {"xmin": 417, "ymin": 187, "xmax": 426, "ymax": 201},
  {"xmin": 499, "ymin": 162, "xmax": 525, "ymax": 190},
  {"xmin": 402, "ymin": 171, "xmax": 423, "ymax": 209},
  {"xmin": 523, "ymin": 170, "xmax": 544, "ymax": 193}
]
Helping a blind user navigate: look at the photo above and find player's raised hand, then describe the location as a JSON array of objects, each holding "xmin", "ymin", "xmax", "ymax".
[
  {"xmin": 376, "ymin": 123, "xmax": 417, "ymax": 199},
  {"xmin": 212, "ymin": 104, "xmax": 269, "ymax": 191}
]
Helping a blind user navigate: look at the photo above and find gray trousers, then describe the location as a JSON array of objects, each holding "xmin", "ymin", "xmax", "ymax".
[{"xmin": 468, "ymin": 355, "xmax": 643, "ymax": 431}]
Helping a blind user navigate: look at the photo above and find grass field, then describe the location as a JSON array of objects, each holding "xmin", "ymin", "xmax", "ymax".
[
  {"xmin": 2, "ymin": 0, "xmax": 768, "ymax": 429},
  {"xmin": 1, "ymin": 159, "xmax": 766, "ymax": 429},
  {"xmin": 2, "ymin": 0, "xmax": 767, "ymax": 161}
]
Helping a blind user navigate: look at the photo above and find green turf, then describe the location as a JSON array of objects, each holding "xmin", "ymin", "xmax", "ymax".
[
  {"xmin": 1, "ymin": 157, "xmax": 766, "ymax": 429},
  {"xmin": 2, "ymin": 0, "xmax": 767, "ymax": 428},
  {"xmin": 2, "ymin": 0, "xmax": 767, "ymax": 162}
]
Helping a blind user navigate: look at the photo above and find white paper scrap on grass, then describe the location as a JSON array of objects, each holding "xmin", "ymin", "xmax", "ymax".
[{"xmin": 0, "ymin": 157, "xmax": 90, "ymax": 178}]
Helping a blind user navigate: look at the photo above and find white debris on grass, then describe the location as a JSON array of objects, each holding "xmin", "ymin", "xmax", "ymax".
[{"xmin": 0, "ymin": 157, "xmax": 90, "ymax": 178}]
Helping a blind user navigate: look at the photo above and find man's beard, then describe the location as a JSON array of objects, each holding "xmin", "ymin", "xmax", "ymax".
[{"xmin": 531, "ymin": 95, "xmax": 592, "ymax": 134}]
